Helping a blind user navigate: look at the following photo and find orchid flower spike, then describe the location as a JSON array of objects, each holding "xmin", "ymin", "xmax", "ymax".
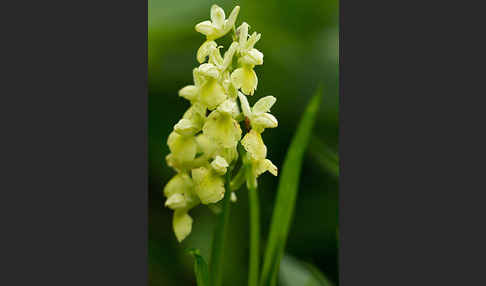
[{"xmin": 164, "ymin": 4, "xmax": 277, "ymax": 242}]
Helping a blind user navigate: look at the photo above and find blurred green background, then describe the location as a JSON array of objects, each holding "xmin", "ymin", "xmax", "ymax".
[{"xmin": 148, "ymin": 0, "xmax": 339, "ymax": 285}]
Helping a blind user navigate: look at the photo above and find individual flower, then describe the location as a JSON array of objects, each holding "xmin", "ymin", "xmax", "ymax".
[
  {"xmin": 238, "ymin": 92, "xmax": 278, "ymax": 132},
  {"xmin": 202, "ymin": 99, "xmax": 242, "ymax": 148},
  {"xmin": 163, "ymin": 173, "xmax": 199, "ymax": 242},
  {"xmin": 179, "ymin": 64, "xmax": 227, "ymax": 110},
  {"xmin": 231, "ymin": 22, "xmax": 263, "ymax": 95},
  {"xmin": 173, "ymin": 103, "xmax": 206, "ymax": 136},
  {"xmin": 195, "ymin": 5, "xmax": 240, "ymax": 41},
  {"xmin": 195, "ymin": 5, "xmax": 240, "ymax": 64},
  {"xmin": 167, "ymin": 131, "xmax": 197, "ymax": 165},
  {"xmin": 164, "ymin": 173, "xmax": 199, "ymax": 209},
  {"xmin": 192, "ymin": 158, "xmax": 229, "ymax": 204},
  {"xmin": 241, "ymin": 129, "xmax": 278, "ymax": 178}
]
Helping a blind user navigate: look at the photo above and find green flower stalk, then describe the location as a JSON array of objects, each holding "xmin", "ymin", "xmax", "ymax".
[{"xmin": 163, "ymin": 4, "xmax": 278, "ymax": 248}]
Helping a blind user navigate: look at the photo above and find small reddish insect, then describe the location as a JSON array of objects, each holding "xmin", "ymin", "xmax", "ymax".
[{"xmin": 244, "ymin": 116, "xmax": 251, "ymax": 132}]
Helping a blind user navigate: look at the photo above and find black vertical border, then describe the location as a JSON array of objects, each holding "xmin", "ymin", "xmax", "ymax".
[
  {"xmin": 339, "ymin": 0, "xmax": 486, "ymax": 285},
  {"xmin": 1, "ymin": 0, "xmax": 148, "ymax": 284}
]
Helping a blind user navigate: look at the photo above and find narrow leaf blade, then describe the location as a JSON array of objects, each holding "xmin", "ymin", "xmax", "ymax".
[
  {"xmin": 260, "ymin": 88, "xmax": 322, "ymax": 286},
  {"xmin": 188, "ymin": 248, "xmax": 210, "ymax": 286}
]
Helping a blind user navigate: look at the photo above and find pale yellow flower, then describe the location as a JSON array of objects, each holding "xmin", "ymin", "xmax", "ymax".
[
  {"xmin": 202, "ymin": 101, "xmax": 242, "ymax": 148},
  {"xmin": 167, "ymin": 131, "xmax": 197, "ymax": 164},
  {"xmin": 192, "ymin": 165, "xmax": 225, "ymax": 204},
  {"xmin": 238, "ymin": 92, "xmax": 278, "ymax": 132},
  {"xmin": 179, "ymin": 64, "xmax": 227, "ymax": 110},
  {"xmin": 164, "ymin": 173, "xmax": 199, "ymax": 210},
  {"xmin": 241, "ymin": 129, "xmax": 278, "ymax": 177},
  {"xmin": 173, "ymin": 103, "xmax": 206, "ymax": 136},
  {"xmin": 195, "ymin": 5, "xmax": 240, "ymax": 41},
  {"xmin": 163, "ymin": 173, "xmax": 200, "ymax": 242}
]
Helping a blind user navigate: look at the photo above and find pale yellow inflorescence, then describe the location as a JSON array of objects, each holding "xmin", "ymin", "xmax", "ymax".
[{"xmin": 163, "ymin": 4, "xmax": 278, "ymax": 242}]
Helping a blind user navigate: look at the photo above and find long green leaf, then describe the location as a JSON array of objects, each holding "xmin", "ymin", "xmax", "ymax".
[
  {"xmin": 260, "ymin": 88, "xmax": 322, "ymax": 286},
  {"xmin": 188, "ymin": 249, "xmax": 210, "ymax": 286}
]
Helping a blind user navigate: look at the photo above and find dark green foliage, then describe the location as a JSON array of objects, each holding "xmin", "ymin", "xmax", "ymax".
[{"xmin": 260, "ymin": 90, "xmax": 322, "ymax": 286}]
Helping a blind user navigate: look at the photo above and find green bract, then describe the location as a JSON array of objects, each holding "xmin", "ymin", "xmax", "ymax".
[{"xmin": 163, "ymin": 4, "xmax": 278, "ymax": 242}]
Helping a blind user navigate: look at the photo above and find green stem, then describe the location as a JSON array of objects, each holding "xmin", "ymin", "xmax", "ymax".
[
  {"xmin": 210, "ymin": 170, "xmax": 232, "ymax": 286},
  {"xmin": 248, "ymin": 182, "xmax": 260, "ymax": 286},
  {"xmin": 230, "ymin": 165, "xmax": 246, "ymax": 191}
]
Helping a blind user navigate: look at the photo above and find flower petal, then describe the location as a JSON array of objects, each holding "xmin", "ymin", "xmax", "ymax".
[
  {"xmin": 197, "ymin": 40, "xmax": 217, "ymax": 64},
  {"xmin": 163, "ymin": 173, "xmax": 193, "ymax": 198},
  {"xmin": 195, "ymin": 20, "xmax": 217, "ymax": 37},
  {"xmin": 198, "ymin": 63, "xmax": 220, "ymax": 79},
  {"xmin": 254, "ymin": 113, "xmax": 278, "ymax": 130},
  {"xmin": 179, "ymin": 85, "xmax": 199, "ymax": 102},
  {"xmin": 237, "ymin": 91, "xmax": 252, "ymax": 118},
  {"xmin": 174, "ymin": 118, "xmax": 199, "ymax": 136},
  {"xmin": 166, "ymin": 153, "xmax": 207, "ymax": 172},
  {"xmin": 252, "ymin": 96, "xmax": 276, "ymax": 114},
  {"xmin": 240, "ymin": 48, "xmax": 263, "ymax": 66},
  {"xmin": 252, "ymin": 113, "xmax": 278, "ymax": 133},
  {"xmin": 222, "ymin": 42, "xmax": 239, "ymax": 71},
  {"xmin": 195, "ymin": 133, "xmax": 217, "ymax": 158},
  {"xmin": 208, "ymin": 46, "xmax": 224, "ymax": 66},
  {"xmin": 173, "ymin": 210, "xmax": 193, "ymax": 242},
  {"xmin": 246, "ymin": 32, "xmax": 261, "ymax": 49},
  {"xmin": 200, "ymin": 79, "xmax": 227, "ymax": 110},
  {"xmin": 217, "ymin": 98, "xmax": 239, "ymax": 118},
  {"xmin": 237, "ymin": 22, "xmax": 249, "ymax": 48},
  {"xmin": 231, "ymin": 67, "xmax": 258, "ymax": 96},
  {"xmin": 211, "ymin": 155, "xmax": 229, "ymax": 175},
  {"xmin": 193, "ymin": 68, "xmax": 204, "ymax": 86},
  {"xmin": 255, "ymin": 158, "xmax": 278, "ymax": 176},
  {"xmin": 224, "ymin": 5, "xmax": 240, "ymax": 32},
  {"xmin": 210, "ymin": 5, "xmax": 225, "ymax": 29},
  {"xmin": 165, "ymin": 193, "xmax": 186, "ymax": 209},
  {"xmin": 241, "ymin": 129, "xmax": 267, "ymax": 160}
]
